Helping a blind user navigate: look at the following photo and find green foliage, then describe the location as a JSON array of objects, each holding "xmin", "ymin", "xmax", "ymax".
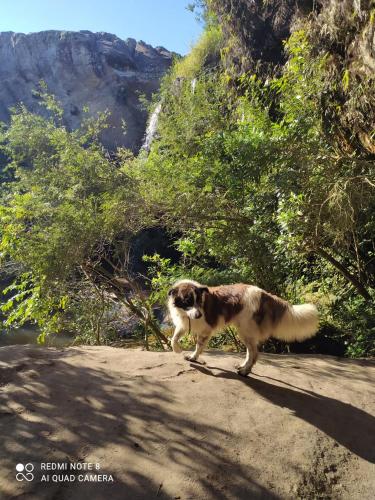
[
  {"xmin": 0, "ymin": 13, "xmax": 373, "ymax": 357},
  {"xmin": 133, "ymin": 24, "xmax": 375, "ymax": 357},
  {"xmin": 304, "ymin": 2, "xmax": 375, "ymax": 156},
  {"xmin": 0, "ymin": 95, "xmax": 146, "ymax": 343},
  {"xmin": 172, "ymin": 23, "xmax": 222, "ymax": 79}
]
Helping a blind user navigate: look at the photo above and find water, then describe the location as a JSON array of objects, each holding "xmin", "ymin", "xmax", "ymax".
[
  {"xmin": 142, "ymin": 102, "xmax": 162, "ymax": 151},
  {"xmin": 141, "ymin": 79, "xmax": 198, "ymax": 151},
  {"xmin": 0, "ymin": 326, "xmax": 73, "ymax": 347},
  {"xmin": 191, "ymin": 78, "xmax": 197, "ymax": 94}
]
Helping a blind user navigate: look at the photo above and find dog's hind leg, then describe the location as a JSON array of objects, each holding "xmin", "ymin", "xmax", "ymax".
[
  {"xmin": 185, "ymin": 333, "xmax": 211, "ymax": 363},
  {"xmin": 236, "ymin": 327, "xmax": 259, "ymax": 376}
]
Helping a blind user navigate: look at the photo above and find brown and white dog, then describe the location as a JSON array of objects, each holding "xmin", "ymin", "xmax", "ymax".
[{"xmin": 168, "ymin": 279, "xmax": 319, "ymax": 376}]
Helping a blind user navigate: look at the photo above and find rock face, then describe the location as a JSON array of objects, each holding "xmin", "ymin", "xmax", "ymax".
[
  {"xmin": 212, "ymin": 1, "xmax": 375, "ymax": 156},
  {"xmin": 0, "ymin": 31, "xmax": 174, "ymax": 151},
  {"xmin": 210, "ymin": 0, "xmax": 315, "ymax": 72}
]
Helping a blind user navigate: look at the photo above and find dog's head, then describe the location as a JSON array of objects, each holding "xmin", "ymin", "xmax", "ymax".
[{"xmin": 168, "ymin": 281, "xmax": 209, "ymax": 320}]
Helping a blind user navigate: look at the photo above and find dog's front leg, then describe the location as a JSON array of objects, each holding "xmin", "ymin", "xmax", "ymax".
[
  {"xmin": 171, "ymin": 327, "xmax": 185, "ymax": 353},
  {"xmin": 185, "ymin": 333, "xmax": 210, "ymax": 362}
]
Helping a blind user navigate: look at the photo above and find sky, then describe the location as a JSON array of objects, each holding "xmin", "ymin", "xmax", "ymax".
[{"xmin": 0, "ymin": 0, "xmax": 203, "ymax": 54}]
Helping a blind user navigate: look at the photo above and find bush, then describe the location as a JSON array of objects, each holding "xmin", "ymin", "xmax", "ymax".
[{"xmin": 132, "ymin": 23, "xmax": 375, "ymax": 357}]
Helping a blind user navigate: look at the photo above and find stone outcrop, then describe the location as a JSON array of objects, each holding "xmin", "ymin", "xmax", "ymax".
[
  {"xmin": 0, "ymin": 30, "xmax": 174, "ymax": 151},
  {"xmin": 210, "ymin": 0, "xmax": 375, "ymax": 155},
  {"xmin": 209, "ymin": 0, "xmax": 315, "ymax": 72}
]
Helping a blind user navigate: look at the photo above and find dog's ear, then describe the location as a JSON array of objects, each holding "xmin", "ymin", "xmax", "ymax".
[
  {"xmin": 168, "ymin": 287, "xmax": 177, "ymax": 297},
  {"xmin": 198, "ymin": 286, "xmax": 209, "ymax": 295}
]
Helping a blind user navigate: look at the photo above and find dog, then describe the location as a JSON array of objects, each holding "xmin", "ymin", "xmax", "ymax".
[{"xmin": 168, "ymin": 279, "xmax": 319, "ymax": 376}]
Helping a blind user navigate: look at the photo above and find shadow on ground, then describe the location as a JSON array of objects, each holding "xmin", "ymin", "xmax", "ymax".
[
  {"xmin": 192, "ymin": 362, "xmax": 375, "ymax": 464},
  {"xmin": 0, "ymin": 347, "xmax": 277, "ymax": 499}
]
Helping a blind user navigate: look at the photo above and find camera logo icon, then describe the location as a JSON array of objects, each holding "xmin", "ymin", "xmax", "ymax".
[{"xmin": 16, "ymin": 463, "xmax": 34, "ymax": 481}]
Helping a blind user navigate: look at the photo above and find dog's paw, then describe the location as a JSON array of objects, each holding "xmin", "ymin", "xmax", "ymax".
[
  {"xmin": 237, "ymin": 366, "xmax": 250, "ymax": 377},
  {"xmin": 185, "ymin": 355, "xmax": 206, "ymax": 365},
  {"xmin": 172, "ymin": 343, "xmax": 183, "ymax": 354},
  {"xmin": 184, "ymin": 354, "xmax": 196, "ymax": 362}
]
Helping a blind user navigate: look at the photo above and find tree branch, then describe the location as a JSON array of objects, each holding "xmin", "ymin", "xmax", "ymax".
[
  {"xmin": 316, "ymin": 248, "xmax": 372, "ymax": 301},
  {"xmin": 81, "ymin": 263, "xmax": 170, "ymax": 348}
]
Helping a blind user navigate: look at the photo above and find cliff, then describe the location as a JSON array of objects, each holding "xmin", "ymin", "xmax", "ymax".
[
  {"xmin": 0, "ymin": 31, "xmax": 174, "ymax": 152},
  {"xmin": 209, "ymin": 0, "xmax": 375, "ymax": 156}
]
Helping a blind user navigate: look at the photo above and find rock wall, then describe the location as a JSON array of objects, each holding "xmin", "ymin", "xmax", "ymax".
[
  {"xmin": 0, "ymin": 30, "xmax": 174, "ymax": 151},
  {"xmin": 308, "ymin": 0, "xmax": 375, "ymax": 156},
  {"xmin": 209, "ymin": 0, "xmax": 375, "ymax": 156},
  {"xmin": 208, "ymin": 0, "xmax": 315, "ymax": 72}
]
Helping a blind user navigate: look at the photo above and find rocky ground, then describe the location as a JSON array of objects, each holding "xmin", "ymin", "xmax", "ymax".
[{"xmin": 0, "ymin": 345, "xmax": 374, "ymax": 499}]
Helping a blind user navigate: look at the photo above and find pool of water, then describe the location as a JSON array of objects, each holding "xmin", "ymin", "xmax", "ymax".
[{"xmin": 0, "ymin": 326, "xmax": 73, "ymax": 347}]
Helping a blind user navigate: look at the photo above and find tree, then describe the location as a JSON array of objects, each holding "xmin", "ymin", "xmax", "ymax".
[
  {"xmin": 0, "ymin": 92, "xmax": 168, "ymax": 347},
  {"xmin": 132, "ymin": 23, "xmax": 374, "ymax": 356}
]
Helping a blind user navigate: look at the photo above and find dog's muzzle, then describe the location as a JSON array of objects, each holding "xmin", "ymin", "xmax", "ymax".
[{"xmin": 187, "ymin": 308, "xmax": 202, "ymax": 319}]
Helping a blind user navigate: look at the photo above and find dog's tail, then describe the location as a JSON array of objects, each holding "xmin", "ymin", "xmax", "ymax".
[{"xmin": 272, "ymin": 303, "xmax": 319, "ymax": 342}]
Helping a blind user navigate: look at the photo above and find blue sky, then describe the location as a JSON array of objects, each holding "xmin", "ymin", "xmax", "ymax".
[{"xmin": 0, "ymin": 0, "xmax": 203, "ymax": 54}]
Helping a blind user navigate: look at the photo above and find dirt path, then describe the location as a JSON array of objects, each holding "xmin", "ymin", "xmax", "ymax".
[{"xmin": 0, "ymin": 346, "xmax": 374, "ymax": 499}]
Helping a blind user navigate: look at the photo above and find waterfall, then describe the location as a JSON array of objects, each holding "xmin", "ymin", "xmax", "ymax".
[
  {"xmin": 141, "ymin": 102, "xmax": 162, "ymax": 151},
  {"xmin": 141, "ymin": 78, "xmax": 196, "ymax": 152},
  {"xmin": 191, "ymin": 78, "xmax": 197, "ymax": 94}
]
